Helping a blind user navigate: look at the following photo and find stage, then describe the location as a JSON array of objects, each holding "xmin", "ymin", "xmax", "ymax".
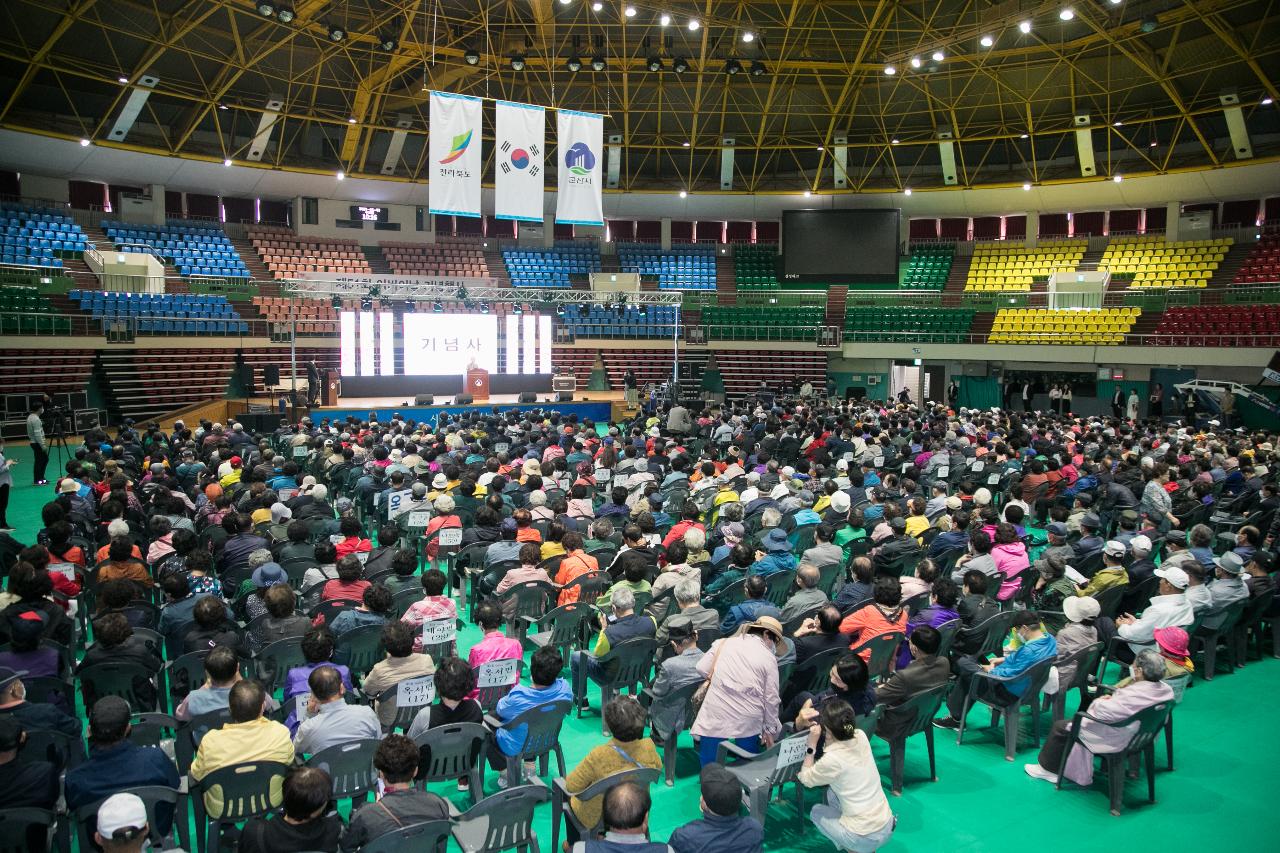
[{"xmin": 306, "ymin": 390, "xmax": 630, "ymax": 425}]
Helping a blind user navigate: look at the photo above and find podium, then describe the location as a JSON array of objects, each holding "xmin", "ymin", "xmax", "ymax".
[{"xmin": 466, "ymin": 368, "xmax": 490, "ymax": 401}]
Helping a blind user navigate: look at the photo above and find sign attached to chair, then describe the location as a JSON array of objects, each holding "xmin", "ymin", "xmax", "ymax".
[
  {"xmin": 48, "ymin": 562, "xmax": 76, "ymax": 581},
  {"xmin": 429, "ymin": 91, "xmax": 483, "ymax": 219},
  {"xmin": 437, "ymin": 527, "xmax": 463, "ymax": 548},
  {"xmin": 407, "ymin": 510, "xmax": 431, "ymax": 529},
  {"xmin": 385, "ymin": 488, "xmax": 414, "ymax": 521},
  {"xmin": 396, "ymin": 674, "xmax": 437, "ymax": 707},
  {"xmin": 776, "ymin": 734, "xmax": 809, "ymax": 768},
  {"xmin": 421, "ymin": 618, "xmax": 456, "ymax": 646},
  {"xmin": 477, "ymin": 659, "xmax": 521, "ymax": 689}
]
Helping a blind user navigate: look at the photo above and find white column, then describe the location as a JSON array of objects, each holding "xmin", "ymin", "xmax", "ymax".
[
  {"xmin": 1165, "ymin": 201, "xmax": 1181, "ymax": 241},
  {"xmin": 149, "ymin": 184, "xmax": 165, "ymax": 224},
  {"xmin": 1025, "ymin": 211, "xmax": 1040, "ymax": 248},
  {"xmin": 661, "ymin": 218, "xmax": 672, "ymax": 250}
]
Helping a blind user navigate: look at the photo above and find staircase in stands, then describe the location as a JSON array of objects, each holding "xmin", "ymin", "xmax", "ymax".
[
  {"xmin": 715, "ymin": 255, "xmax": 737, "ymax": 305},
  {"xmin": 940, "ymin": 253, "xmax": 972, "ymax": 306},
  {"xmin": 1203, "ymin": 243, "xmax": 1254, "ymax": 304},
  {"xmin": 362, "ymin": 246, "xmax": 392, "ymax": 274},
  {"xmin": 229, "ymin": 236, "xmax": 278, "ymax": 296},
  {"xmin": 484, "ymin": 250, "xmax": 511, "ymax": 287},
  {"xmin": 825, "ymin": 286, "xmax": 848, "ymax": 329},
  {"xmin": 968, "ymin": 312, "xmax": 995, "ymax": 342}
]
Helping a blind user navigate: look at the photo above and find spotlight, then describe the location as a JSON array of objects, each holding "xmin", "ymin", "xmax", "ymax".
[
  {"xmin": 891, "ymin": 138, "xmax": 900, "ymax": 144},
  {"xmin": 218, "ymin": 103, "xmax": 229, "ymax": 110},
  {"xmin": 591, "ymin": 1, "xmax": 602, "ymax": 10},
  {"xmin": 256, "ymin": 2, "xmax": 275, "ymax": 17},
  {"xmin": 1059, "ymin": 8, "xmax": 1075, "ymax": 21},
  {"xmin": 1113, "ymin": 174, "xmax": 1123, "ymax": 182},
  {"xmin": 659, "ymin": 13, "xmax": 671, "ymax": 26},
  {"xmin": 327, "ymin": 23, "xmax": 346, "ymax": 41},
  {"xmin": 118, "ymin": 76, "xmax": 129, "ymax": 84},
  {"xmin": 1023, "ymin": 182, "xmax": 1032, "ymax": 190},
  {"xmin": 932, "ymin": 50, "xmax": 944, "ymax": 62},
  {"xmin": 624, "ymin": 6, "xmax": 636, "ymax": 18},
  {"xmin": 673, "ymin": 57, "xmax": 690, "ymax": 73},
  {"xmin": 681, "ymin": 141, "xmax": 690, "ymax": 147},
  {"xmin": 750, "ymin": 60, "xmax": 766, "ymax": 76},
  {"xmin": 687, "ymin": 19, "xmax": 700, "ymax": 31},
  {"xmin": 1140, "ymin": 16, "xmax": 1158, "ymax": 32},
  {"xmin": 276, "ymin": 5, "xmax": 294, "ymax": 23},
  {"xmin": 558, "ymin": 0, "xmax": 572, "ymax": 5},
  {"xmin": 591, "ymin": 55, "xmax": 606, "ymax": 71},
  {"xmin": 1113, "ymin": 120, "xmax": 1123, "ymax": 127},
  {"xmin": 884, "ymin": 65, "xmax": 896, "ymax": 75},
  {"xmin": 1020, "ymin": 133, "xmax": 1029, "ymax": 138},
  {"xmin": 1262, "ymin": 96, "xmax": 1274, "ymax": 105},
  {"xmin": 223, "ymin": 158, "xmax": 232, "ymax": 167},
  {"xmin": 567, "ymin": 54, "xmax": 582, "ymax": 72},
  {"xmin": 647, "ymin": 56, "xmax": 663, "ymax": 72},
  {"xmin": 724, "ymin": 58, "xmax": 742, "ymax": 75},
  {"xmin": 1109, "ymin": 0, "xmax": 1122, "ymax": 5},
  {"xmin": 336, "ymin": 170, "xmax": 345, "ymax": 180},
  {"xmin": 377, "ymin": 34, "xmax": 397, "ymax": 51},
  {"xmin": 903, "ymin": 188, "xmax": 912, "ymax": 196},
  {"xmin": 980, "ymin": 35, "xmax": 994, "ymax": 48},
  {"xmin": 510, "ymin": 53, "xmax": 526, "ymax": 71},
  {"xmin": 803, "ymin": 190, "xmax": 811, "ymax": 197},
  {"xmin": 480, "ymin": 302, "xmax": 490, "ymax": 314},
  {"xmin": 79, "ymin": 138, "xmax": 90, "ymax": 147},
  {"xmin": 678, "ymin": 190, "xmax": 687, "ymax": 198},
  {"xmin": 347, "ymin": 117, "xmax": 357, "ymax": 124},
  {"xmin": 816, "ymin": 145, "xmax": 824, "ymax": 151},
  {"xmin": 463, "ymin": 47, "xmax": 480, "ymax": 65},
  {"xmin": 1019, "ymin": 20, "xmax": 1032, "ymax": 34},
  {"xmin": 910, "ymin": 56, "xmax": 921, "ymax": 69},
  {"xmin": 742, "ymin": 32, "xmax": 754, "ymax": 43}
]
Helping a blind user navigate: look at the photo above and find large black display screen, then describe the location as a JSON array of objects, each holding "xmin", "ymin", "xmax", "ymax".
[{"xmin": 782, "ymin": 209, "xmax": 900, "ymax": 283}]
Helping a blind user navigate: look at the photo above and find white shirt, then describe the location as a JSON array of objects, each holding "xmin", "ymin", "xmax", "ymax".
[
  {"xmin": 797, "ymin": 731, "xmax": 894, "ymax": 835},
  {"xmin": 1117, "ymin": 593, "xmax": 1194, "ymax": 652}
]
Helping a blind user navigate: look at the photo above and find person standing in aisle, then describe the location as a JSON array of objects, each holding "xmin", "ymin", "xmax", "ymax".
[
  {"xmin": 26, "ymin": 401, "xmax": 47, "ymax": 486},
  {"xmin": 1111, "ymin": 387, "xmax": 1125, "ymax": 419},
  {"xmin": 0, "ymin": 436, "xmax": 13, "ymax": 531},
  {"xmin": 1149, "ymin": 383, "xmax": 1164, "ymax": 419}
]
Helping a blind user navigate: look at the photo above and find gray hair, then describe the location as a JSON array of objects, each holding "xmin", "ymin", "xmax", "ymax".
[
  {"xmin": 1134, "ymin": 649, "xmax": 1167, "ymax": 683},
  {"xmin": 248, "ymin": 548, "xmax": 274, "ymax": 570},
  {"xmin": 761, "ymin": 507, "xmax": 782, "ymax": 528},
  {"xmin": 796, "ymin": 563, "xmax": 821, "ymax": 589},
  {"xmin": 674, "ymin": 580, "xmax": 700, "ymax": 605},
  {"xmin": 721, "ymin": 503, "xmax": 744, "ymax": 522},
  {"xmin": 683, "ymin": 527, "xmax": 706, "ymax": 551},
  {"xmin": 611, "ymin": 587, "xmax": 636, "ymax": 612},
  {"xmin": 591, "ymin": 518, "xmax": 614, "ymax": 539}
]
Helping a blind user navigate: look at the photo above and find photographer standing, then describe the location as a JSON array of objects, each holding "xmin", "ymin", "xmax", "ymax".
[{"xmin": 26, "ymin": 401, "xmax": 48, "ymax": 486}]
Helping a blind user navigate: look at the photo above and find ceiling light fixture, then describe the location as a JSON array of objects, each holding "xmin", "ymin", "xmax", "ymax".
[
  {"xmin": 326, "ymin": 23, "xmax": 346, "ymax": 41},
  {"xmin": 932, "ymin": 50, "xmax": 944, "ymax": 62},
  {"xmin": 647, "ymin": 55, "xmax": 663, "ymax": 72},
  {"xmin": 336, "ymin": 170, "xmax": 345, "ymax": 180},
  {"xmin": 377, "ymin": 34, "xmax": 397, "ymax": 51},
  {"xmin": 903, "ymin": 188, "xmax": 912, "ymax": 196},
  {"xmin": 510, "ymin": 53, "xmax": 526, "ymax": 71},
  {"xmin": 1113, "ymin": 174, "xmax": 1123, "ymax": 182},
  {"xmin": 742, "ymin": 32, "xmax": 755, "ymax": 43},
  {"xmin": 884, "ymin": 65, "xmax": 896, "ymax": 75},
  {"xmin": 724, "ymin": 58, "xmax": 742, "ymax": 75},
  {"xmin": 118, "ymin": 76, "xmax": 129, "ymax": 84},
  {"xmin": 224, "ymin": 158, "xmax": 232, "ymax": 167},
  {"xmin": 218, "ymin": 103, "xmax": 229, "ymax": 110},
  {"xmin": 673, "ymin": 57, "xmax": 690, "ymax": 73},
  {"xmin": 687, "ymin": 19, "xmax": 700, "ymax": 31},
  {"xmin": 816, "ymin": 145, "xmax": 823, "ymax": 151},
  {"xmin": 255, "ymin": 2, "xmax": 275, "ymax": 16},
  {"xmin": 659, "ymin": 13, "xmax": 671, "ymax": 26},
  {"xmin": 679, "ymin": 190, "xmax": 687, "ymax": 198},
  {"xmin": 750, "ymin": 60, "xmax": 766, "ymax": 76},
  {"xmin": 347, "ymin": 117, "xmax": 357, "ymax": 124},
  {"xmin": 804, "ymin": 190, "xmax": 812, "ymax": 197},
  {"xmin": 79, "ymin": 138, "xmax": 90, "ymax": 147},
  {"xmin": 1019, "ymin": 20, "xmax": 1032, "ymax": 34},
  {"xmin": 1059, "ymin": 8, "xmax": 1075, "ymax": 21},
  {"xmin": 567, "ymin": 55, "xmax": 582, "ymax": 72},
  {"xmin": 1023, "ymin": 182, "xmax": 1032, "ymax": 190},
  {"xmin": 591, "ymin": 1, "xmax": 602, "ymax": 10},
  {"xmin": 1020, "ymin": 133, "xmax": 1029, "ymax": 139},
  {"xmin": 1113, "ymin": 120, "xmax": 1123, "ymax": 127},
  {"xmin": 891, "ymin": 138, "xmax": 900, "ymax": 144},
  {"xmin": 624, "ymin": 6, "xmax": 637, "ymax": 18},
  {"xmin": 591, "ymin": 54, "xmax": 607, "ymax": 71},
  {"xmin": 558, "ymin": 0, "xmax": 572, "ymax": 5},
  {"xmin": 463, "ymin": 48, "xmax": 480, "ymax": 65},
  {"xmin": 681, "ymin": 141, "xmax": 690, "ymax": 147},
  {"xmin": 910, "ymin": 56, "xmax": 922, "ymax": 69},
  {"xmin": 980, "ymin": 35, "xmax": 994, "ymax": 48},
  {"xmin": 1262, "ymin": 96, "xmax": 1274, "ymax": 105},
  {"xmin": 276, "ymin": 5, "xmax": 294, "ymax": 23}
]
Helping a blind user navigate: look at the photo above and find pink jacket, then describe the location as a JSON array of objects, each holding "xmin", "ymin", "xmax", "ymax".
[
  {"xmin": 991, "ymin": 541, "xmax": 1029, "ymax": 600},
  {"xmin": 690, "ymin": 634, "xmax": 781, "ymax": 741},
  {"xmin": 1061, "ymin": 679, "xmax": 1174, "ymax": 785}
]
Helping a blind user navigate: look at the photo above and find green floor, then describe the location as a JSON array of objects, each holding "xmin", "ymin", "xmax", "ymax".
[{"xmin": 5, "ymin": 443, "xmax": 1278, "ymax": 852}]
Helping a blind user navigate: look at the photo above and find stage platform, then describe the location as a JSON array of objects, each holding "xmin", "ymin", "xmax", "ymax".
[{"xmin": 307, "ymin": 390, "xmax": 632, "ymax": 425}]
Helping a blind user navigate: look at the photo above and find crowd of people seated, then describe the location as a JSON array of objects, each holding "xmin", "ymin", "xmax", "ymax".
[{"xmin": 0, "ymin": 389, "xmax": 1276, "ymax": 852}]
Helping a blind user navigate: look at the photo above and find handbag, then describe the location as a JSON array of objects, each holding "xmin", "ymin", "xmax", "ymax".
[{"xmin": 690, "ymin": 638, "xmax": 726, "ymax": 718}]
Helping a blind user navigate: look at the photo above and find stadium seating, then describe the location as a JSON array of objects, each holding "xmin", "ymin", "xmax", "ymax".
[
  {"xmin": 966, "ymin": 240, "xmax": 1087, "ymax": 291},
  {"xmin": 701, "ymin": 305, "xmax": 825, "ymax": 340},
  {"xmin": 988, "ymin": 307, "xmax": 1140, "ymax": 344},
  {"xmin": 502, "ymin": 244, "xmax": 600, "ymax": 287},
  {"xmin": 902, "ymin": 244, "xmax": 954, "ymax": 290},
  {"xmin": 0, "ymin": 285, "xmax": 70, "ymax": 334},
  {"xmin": 242, "ymin": 346, "xmax": 340, "ymax": 391},
  {"xmin": 1150, "ymin": 306, "xmax": 1280, "ymax": 346},
  {"xmin": 249, "ymin": 230, "xmax": 370, "ymax": 279},
  {"xmin": 67, "ymin": 289, "xmax": 247, "ymax": 334},
  {"xmin": 617, "ymin": 244, "xmax": 717, "ymax": 291},
  {"xmin": 0, "ymin": 204, "xmax": 89, "ymax": 268},
  {"xmin": 1101, "ymin": 235, "xmax": 1232, "ymax": 289},
  {"xmin": 844, "ymin": 306, "xmax": 973, "ymax": 342},
  {"xmin": 0, "ymin": 348, "xmax": 93, "ymax": 396},
  {"xmin": 251, "ymin": 296, "xmax": 338, "ymax": 335},
  {"xmin": 558, "ymin": 304, "xmax": 678, "ymax": 338},
  {"xmin": 733, "ymin": 244, "xmax": 780, "ymax": 290},
  {"xmin": 1233, "ymin": 233, "xmax": 1280, "ymax": 284},
  {"xmin": 382, "ymin": 241, "xmax": 490, "ymax": 277},
  {"xmin": 102, "ymin": 220, "xmax": 249, "ymax": 279}
]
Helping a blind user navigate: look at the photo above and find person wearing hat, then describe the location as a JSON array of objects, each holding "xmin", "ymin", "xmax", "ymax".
[
  {"xmin": 690, "ymin": 615, "xmax": 785, "ymax": 766},
  {"xmin": 1032, "ymin": 521, "xmax": 1074, "ymax": 581},
  {"xmin": 749, "ymin": 527, "xmax": 799, "ymax": 578},
  {"xmin": 1097, "ymin": 564, "xmax": 1195, "ymax": 662},
  {"xmin": 668, "ymin": 761, "xmax": 765, "ymax": 853},
  {"xmin": 936, "ymin": 610, "xmax": 1057, "ymax": 731},
  {"xmin": 90, "ymin": 792, "xmax": 153, "ymax": 853},
  {"xmin": 1054, "ymin": 596, "xmax": 1101, "ymax": 688},
  {"xmin": 0, "ymin": 714, "xmax": 59, "ymax": 819},
  {"xmin": 1074, "ymin": 541, "xmax": 1131, "ymax": 599},
  {"xmin": 1202, "ymin": 551, "xmax": 1250, "ymax": 629},
  {"xmin": 1064, "ymin": 492, "xmax": 1093, "ymax": 534},
  {"xmin": 1025, "ymin": 647, "xmax": 1174, "ymax": 786},
  {"xmin": 65, "ymin": 696, "xmax": 180, "ymax": 834},
  {"xmin": 1114, "ymin": 626, "xmax": 1194, "ymax": 687},
  {"xmin": 1071, "ymin": 513, "xmax": 1105, "ymax": 567},
  {"xmin": 1244, "ymin": 550, "xmax": 1276, "ymax": 602}
]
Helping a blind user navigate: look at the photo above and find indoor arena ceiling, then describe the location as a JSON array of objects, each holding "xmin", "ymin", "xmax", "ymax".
[{"xmin": 0, "ymin": 0, "xmax": 1278, "ymax": 193}]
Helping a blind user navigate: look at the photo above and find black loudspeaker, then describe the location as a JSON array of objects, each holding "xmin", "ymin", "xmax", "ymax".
[
  {"xmin": 263, "ymin": 364, "xmax": 281, "ymax": 386},
  {"xmin": 239, "ymin": 412, "xmax": 284, "ymax": 433},
  {"xmin": 455, "ymin": 394, "xmax": 473, "ymax": 405},
  {"xmin": 414, "ymin": 394, "xmax": 435, "ymax": 405},
  {"xmin": 518, "ymin": 391, "xmax": 538, "ymax": 403},
  {"xmin": 556, "ymin": 391, "xmax": 574, "ymax": 402},
  {"xmin": 235, "ymin": 365, "xmax": 256, "ymax": 394}
]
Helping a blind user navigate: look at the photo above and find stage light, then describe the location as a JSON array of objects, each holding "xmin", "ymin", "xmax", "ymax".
[
  {"xmin": 79, "ymin": 138, "xmax": 90, "ymax": 146},
  {"xmin": 647, "ymin": 56, "xmax": 663, "ymax": 72},
  {"xmin": 558, "ymin": 0, "xmax": 572, "ymax": 5},
  {"xmin": 687, "ymin": 19, "xmax": 700, "ymax": 31},
  {"xmin": 884, "ymin": 65, "xmax": 896, "ymax": 75},
  {"xmin": 681, "ymin": 141, "xmax": 690, "ymax": 147},
  {"xmin": 455, "ymin": 287, "xmax": 468, "ymax": 300},
  {"xmin": 347, "ymin": 117, "xmax": 357, "ymax": 124},
  {"xmin": 567, "ymin": 55, "xmax": 582, "ymax": 72},
  {"xmin": 1140, "ymin": 16, "xmax": 1158, "ymax": 32},
  {"xmin": 803, "ymin": 190, "xmax": 811, "ymax": 197},
  {"xmin": 742, "ymin": 32, "xmax": 754, "ymax": 43},
  {"xmin": 1109, "ymin": 0, "xmax": 1122, "ymax": 4},
  {"xmin": 673, "ymin": 57, "xmax": 689, "ymax": 73},
  {"xmin": 624, "ymin": 6, "xmax": 636, "ymax": 18},
  {"xmin": 890, "ymin": 138, "xmax": 899, "ymax": 144},
  {"xmin": 256, "ymin": 2, "xmax": 275, "ymax": 17},
  {"xmin": 1059, "ymin": 8, "xmax": 1075, "ymax": 21},
  {"xmin": 377, "ymin": 33, "xmax": 398, "ymax": 51},
  {"xmin": 1262, "ymin": 96, "xmax": 1274, "ymax": 105},
  {"xmin": 591, "ymin": 55, "xmax": 607, "ymax": 71},
  {"xmin": 510, "ymin": 53, "xmax": 526, "ymax": 71},
  {"xmin": 1023, "ymin": 182, "xmax": 1032, "ymax": 190},
  {"xmin": 1020, "ymin": 133, "xmax": 1029, "ymax": 138},
  {"xmin": 479, "ymin": 302, "xmax": 490, "ymax": 313},
  {"xmin": 932, "ymin": 50, "xmax": 944, "ymax": 62},
  {"xmin": 910, "ymin": 56, "xmax": 921, "ymax": 69},
  {"xmin": 980, "ymin": 35, "xmax": 994, "ymax": 48},
  {"xmin": 223, "ymin": 158, "xmax": 232, "ymax": 167},
  {"xmin": 1019, "ymin": 20, "xmax": 1032, "ymax": 34},
  {"xmin": 327, "ymin": 23, "xmax": 346, "ymax": 41},
  {"xmin": 750, "ymin": 60, "xmax": 766, "ymax": 76},
  {"xmin": 276, "ymin": 5, "xmax": 294, "ymax": 23},
  {"xmin": 432, "ymin": 301, "xmax": 444, "ymax": 312},
  {"xmin": 464, "ymin": 47, "xmax": 480, "ymax": 65},
  {"xmin": 725, "ymin": 58, "xmax": 742, "ymax": 75},
  {"xmin": 218, "ymin": 103, "xmax": 229, "ymax": 110},
  {"xmin": 659, "ymin": 13, "xmax": 671, "ymax": 26}
]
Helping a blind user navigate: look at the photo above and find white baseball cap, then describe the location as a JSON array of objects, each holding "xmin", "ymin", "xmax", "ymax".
[{"xmin": 96, "ymin": 792, "xmax": 147, "ymax": 839}]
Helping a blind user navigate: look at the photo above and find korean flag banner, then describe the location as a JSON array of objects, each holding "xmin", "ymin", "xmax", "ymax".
[
  {"xmin": 429, "ymin": 91, "xmax": 482, "ymax": 218},
  {"xmin": 495, "ymin": 100, "xmax": 545, "ymax": 223},
  {"xmin": 555, "ymin": 109, "xmax": 604, "ymax": 227}
]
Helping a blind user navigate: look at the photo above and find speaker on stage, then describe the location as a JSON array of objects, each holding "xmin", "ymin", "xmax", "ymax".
[
  {"xmin": 556, "ymin": 391, "xmax": 574, "ymax": 402},
  {"xmin": 414, "ymin": 394, "xmax": 435, "ymax": 405},
  {"xmin": 263, "ymin": 364, "xmax": 281, "ymax": 387},
  {"xmin": 235, "ymin": 365, "xmax": 255, "ymax": 395},
  {"xmin": 518, "ymin": 391, "xmax": 538, "ymax": 403},
  {"xmin": 455, "ymin": 394, "xmax": 473, "ymax": 405}
]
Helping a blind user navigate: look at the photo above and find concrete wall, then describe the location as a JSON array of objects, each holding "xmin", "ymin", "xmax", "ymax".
[{"xmin": 294, "ymin": 197, "xmax": 430, "ymax": 242}]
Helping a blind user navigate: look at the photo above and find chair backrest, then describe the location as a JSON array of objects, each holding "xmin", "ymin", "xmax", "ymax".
[
  {"xmin": 1059, "ymin": 641, "xmax": 1104, "ymax": 692},
  {"xmin": 599, "ymin": 636, "xmax": 659, "ymax": 687},
  {"xmin": 452, "ymin": 784, "xmax": 550, "ymax": 853},
  {"xmin": 474, "ymin": 658, "xmax": 525, "ymax": 711},
  {"xmin": 72, "ymin": 786, "xmax": 179, "ymax": 852},
  {"xmin": 310, "ymin": 597, "xmax": 357, "ymax": 624},
  {"xmin": 361, "ymin": 818, "xmax": 452, "ymax": 853},
  {"xmin": 897, "ymin": 680, "xmax": 953, "ymax": 739},
  {"xmin": 538, "ymin": 602, "xmax": 595, "ymax": 648},
  {"xmin": 337, "ymin": 623, "xmax": 386, "ymax": 676},
  {"xmin": 571, "ymin": 767, "xmax": 662, "ymax": 835},
  {"xmin": 965, "ymin": 610, "xmax": 1018, "ymax": 659},
  {"xmin": 1105, "ymin": 701, "xmax": 1174, "ymax": 756},
  {"xmin": 412, "ymin": 722, "xmax": 491, "ymax": 783},
  {"xmin": 78, "ymin": 660, "xmax": 157, "ymax": 713},
  {"xmin": 1093, "ymin": 584, "xmax": 1127, "ymax": 618},
  {"xmin": 500, "ymin": 699, "xmax": 573, "ymax": 760},
  {"xmin": 393, "ymin": 586, "xmax": 421, "ymax": 617},
  {"xmin": 255, "ymin": 637, "xmax": 308, "ymax": 693},
  {"xmin": 500, "ymin": 581, "xmax": 557, "ymax": 626},
  {"xmin": 789, "ymin": 645, "xmax": 844, "ymax": 695},
  {"xmin": 934, "ymin": 619, "xmax": 962, "ymax": 658},
  {"xmin": 175, "ymin": 708, "xmax": 232, "ymax": 775},
  {"xmin": 902, "ymin": 590, "xmax": 931, "ymax": 616},
  {"xmin": 763, "ymin": 570, "xmax": 797, "ymax": 607},
  {"xmin": 0, "ymin": 808, "xmax": 54, "ymax": 853},
  {"xmin": 695, "ymin": 626, "xmax": 722, "ymax": 651},
  {"xmin": 1210, "ymin": 597, "xmax": 1250, "ymax": 633},
  {"xmin": 376, "ymin": 674, "xmax": 438, "ymax": 731},
  {"xmin": 745, "ymin": 731, "xmax": 813, "ymax": 789},
  {"xmin": 17, "ymin": 726, "xmax": 82, "ymax": 771},
  {"xmin": 852, "ymin": 631, "xmax": 906, "ymax": 681},
  {"xmin": 191, "ymin": 760, "xmax": 290, "ymax": 823},
  {"xmin": 128, "ymin": 712, "xmax": 179, "ymax": 749},
  {"xmin": 814, "ymin": 562, "xmax": 845, "ymax": 597},
  {"xmin": 561, "ymin": 571, "xmax": 610, "ymax": 603},
  {"xmin": 20, "ymin": 676, "xmax": 74, "ymax": 709},
  {"xmin": 305, "ymin": 738, "xmax": 381, "ymax": 800},
  {"xmin": 1011, "ymin": 656, "xmax": 1058, "ymax": 702},
  {"xmin": 716, "ymin": 577, "xmax": 749, "ymax": 608}
]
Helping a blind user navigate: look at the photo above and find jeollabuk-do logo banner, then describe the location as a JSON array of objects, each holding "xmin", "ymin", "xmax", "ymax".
[{"xmin": 429, "ymin": 91, "xmax": 482, "ymax": 219}]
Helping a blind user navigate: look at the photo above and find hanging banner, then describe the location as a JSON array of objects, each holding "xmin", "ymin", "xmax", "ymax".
[
  {"xmin": 555, "ymin": 109, "xmax": 604, "ymax": 227},
  {"xmin": 495, "ymin": 100, "xmax": 545, "ymax": 223},
  {"xmin": 429, "ymin": 91, "xmax": 482, "ymax": 219}
]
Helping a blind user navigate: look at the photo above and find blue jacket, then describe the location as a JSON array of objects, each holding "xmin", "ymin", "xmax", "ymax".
[
  {"xmin": 720, "ymin": 599, "xmax": 781, "ymax": 635},
  {"xmin": 991, "ymin": 634, "xmax": 1057, "ymax": 697},
  {"xmin": 669, "ymin": 812, "xmax": 765, "ymax": 853},
  {"xmin": 493, "ymin": 679, "xmax": 575, "ymax": 756},
  {"xmin": 749, "ymin": 551, "xmax": 797, "ymax": 577},
  {"xmin": 65, "ymin": 741, "xmax": 180, "ymax": 826}
]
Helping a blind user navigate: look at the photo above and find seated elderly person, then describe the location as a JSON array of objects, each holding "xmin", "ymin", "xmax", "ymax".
[
  {"xmin": 1023, "ymin": 648, "xmax": 1174, "ymax": 785},
  {"xmin": 571, "ymin": 587, "xmax": 656, "ymax": 710}
]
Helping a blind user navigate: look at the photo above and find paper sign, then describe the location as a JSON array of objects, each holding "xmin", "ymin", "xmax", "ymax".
[
  {"xmin": 407, "ymin": 511, "xmax": 431, "ymax": 528},
  {"xmin": 936, "ymin": 466, "xmax": 950, "ymax": 479},
  {"xmin": 901, "ymin": 463, "xmax": 911, "ymax": 473},
  {"xmin": 278, "ymin": 487, "xmax": 299, "ymax": 501},
  {"xmin": 421, "ymin": 619, "xmax": 457, "ymax": 646},
  {"xmin": 293, "ymin": 446, "xmax": 309, "ymax": 458},
  {"xmin": 872, "ymin": 457, "xmax": 884, "ymax": 468},
  {"xmin": 970, "ymin": 461, "xmax": 984, "ymax": 471},
  {"xmin": 386, "ymin": 489, "xmax": 414, "ymax": 521},
  {"xmin": 329, "ymin": 534, "xmax": 344, "ymax": 545},
  {"xmin": 356, "ymin": 551, "xmax": 369, "ymax": 564},
  {"xmin": 477, "ymin": 659, "xmax": 520, "ymax": 688},
  {"xmin": 48, "ymin": 562, "xmax": 76, "ymax": 581},
  {"xmin": 295, "ymin": 693, "xmax": 312, "ymax": 723},
  {"xmin": 1064, "ymin": 566, "xmax": 1088, "ymax": 586},
  {"xmin": 842, "ymin": 452, "xmax": 854, "ymax": 463},
  {"xmin": 438, "ymin": 527, "xmax": 463, "ymax": 548},
  {"xmin": 395, "ymin": 674, "xmax": 436, "ymax": 707},
  {"xmin": 777, "ymin": 735, "xmax": 809, "ymax": 768},
  {"xmin": 494, "ymin": 442, "xmax": 510, "ymax": 454},
  {"xmin": 987, "ymin": 473, "xmax": 1001, "ymax": 485},
  {"xmin": 594, "ymin": 468, "xmax": 612, "ymax": 484}
]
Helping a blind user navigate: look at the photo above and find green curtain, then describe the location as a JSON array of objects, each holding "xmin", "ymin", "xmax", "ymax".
[{"xmin": 957, "ymin": 376, "xmax": 1000, "ymax": 409}]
